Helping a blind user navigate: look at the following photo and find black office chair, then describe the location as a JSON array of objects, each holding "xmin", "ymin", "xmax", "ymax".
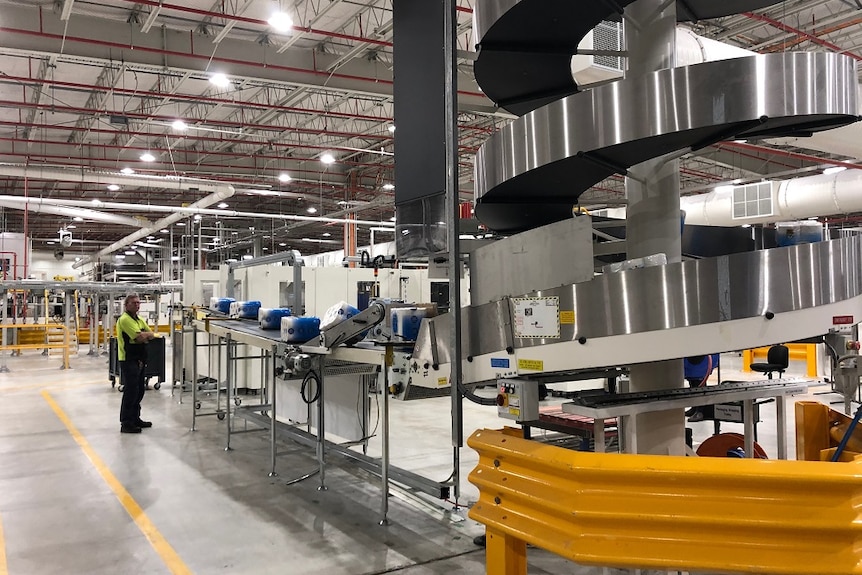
[{"xmin": 750, "ymin": 344, "xmax": 789, "ymax": 379}]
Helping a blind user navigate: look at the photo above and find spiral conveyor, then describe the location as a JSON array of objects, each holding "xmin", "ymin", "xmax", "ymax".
[
  {"xmin": 414, "ymin": 0, "xmax": 862, "ymax": 384},
  {"xmin": 472, "ymin": 0, "xmax": 860, "ymax": 233}
]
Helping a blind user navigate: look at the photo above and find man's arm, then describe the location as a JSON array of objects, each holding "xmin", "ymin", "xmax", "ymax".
[{"xmin": 134, "ymin": 319, "xmax": 156, "ymax": 343}]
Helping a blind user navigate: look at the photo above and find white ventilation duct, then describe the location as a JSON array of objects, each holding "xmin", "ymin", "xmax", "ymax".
[
  {"xmin": 0, "ymin": 197, "xmax": 143, "ymax": 227},
  {"xmin": 681, "ymin": 169, "xmax": 862, "ymax": 226},
  {"xmin": 0, "ymin": 164, "xmax": 236, "ymax": 267}
]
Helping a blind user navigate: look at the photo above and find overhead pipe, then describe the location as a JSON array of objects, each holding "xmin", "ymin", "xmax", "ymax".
[
  {"xmin": 0, "ymin": 195, "xmax": 396, "ymax": 228},
  {"xmin": 0, "ymin": 197, "xmax": 143, "ymax": 227}
]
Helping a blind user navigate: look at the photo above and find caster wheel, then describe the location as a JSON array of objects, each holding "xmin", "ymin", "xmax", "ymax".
[
  {"xmin": 154, "ymin": 382, "xmax": 162, "ymax": 390},
  {"xmin": 111, "ymin": 380, "xmax": 115, "ymax": 388},
  {"xmin": 234, "ymin": 398, "xmax": 241, "ymax": 406},
  {"xmin": 195, "ymin": 401, "xmax": 201, "ymax": 410},
  {"xmin": 118, "ymin": 384, "xmax": 125, "ymax": 392},
  {"xmin": 217, "ymin": 413, "xmax": 226, "ymax": 421}
]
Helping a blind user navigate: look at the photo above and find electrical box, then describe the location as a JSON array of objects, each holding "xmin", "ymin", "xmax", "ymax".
[{"xmin": 496, "ymin": 378, "xmax": 539, "ymax": 422}]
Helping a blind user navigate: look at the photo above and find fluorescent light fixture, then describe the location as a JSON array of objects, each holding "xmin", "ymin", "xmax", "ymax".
[
  {"xmin": 172, "ymin": 119, "xmax": 188, "ymax": 131},
  {"xmin": 74, "ymin": 257, "xmax": 81, "ymax": 262},
  {"xmin": 73, "ymin": 216, "xmax": 84, "ymax": 222},
  {"xmin": 140, "ymin": 152, "xmax": 156, "ymax": 162},
  {"xmin": 217, "ymin": 202, "xmax": 228, "ymax": 209},
  {"xmin": 389, "ymin": 216, "xmax": 396, "ymax": 222},
  {"xmin": 307, "ymin": 206, "xmax": 317, "ymax": 214},
  {"xmin": 232, "ymin": 231, "xmax": 238, "ymax": 235},
  {"xmin": 278, "ymin": 242, "xmax": 287, "ymax": 247},
  {"xmin": 733, "ymin": 139, "xmax": 747, "ymax": 144},
  {"xmin": 171, "ymin": 256, "xmax": 181, "ymax": 261},
  {"xmin": 160, "ymin": 229, "xmax": 168, "ymax": 233},
  {"xmin": 120, "ymin": 167, "xmax": 134, "ymax": 175},
  {"xmin": 125, "ymin": 250, "xmax": 136, "ymax": 255},
  {"xmin": 741, "ymin": 224, "xmax": 752, "ymax": 228},
  {"xmin": 115, "ymin": 254, "xmax": 126, "ymax": 259},
  {"xmin": 278, "ymin": 173, "xmax": 291, "ymax": 183},
  {"xmin": 146, "ymin": 236, "xmax": 155, "ymax": 240},
  {"xmin": 107, "ymin": 184, "xmax": 120, "ymax": 191},
  {"xmin": 268, "ymin": 11, "xmax": 293, "ymax": 32},
  {"xmin": 263, "ymin": 247, "xmax": 269, "ymax": 251},
  {"xmin": 193, "ymin": 214, "xmax": 202, "ymax": 220},
  {"xmin": 66, "ymin": 225, "xmax": 76, "ymax": 229},
  {"xmin": 91, "ymin": 199, "xmax": 103, "ymax": 207},
  {"xmin": 242, "ymin": 254, "xmax": 253, "ymax": 260},
  {"xmin": 47, "ymin": 241, "xmax": 55, "ymax": 245},
  {"xmin": 322, "ymin": 232, "xmax": 331, "ymax": 237},
  {"xmin": 382, "ymin": 183, "xmax": 394, "ymax": 191},
  {"xmin": 388, "ymin": 125, "xmax": 396, "ymax": 133},
  {"xmin": 320, "ymin": 153, "xmax": 336, "ymax": 165},
  {"xmin": 176, "ymin": 222, "xmax": 186, "ymax": 227},
  {"xmin": 209, "ymin": 73, "xmax": 230, "ymax": 88},
  {"xmin": 824, "ymin": 166, "xmax": 847, "ymax": 175}
]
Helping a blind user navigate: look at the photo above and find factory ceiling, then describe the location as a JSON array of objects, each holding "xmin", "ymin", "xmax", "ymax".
[{"xmin": 0, "ymin": 0, "xmax": 859, "ymax": 263}]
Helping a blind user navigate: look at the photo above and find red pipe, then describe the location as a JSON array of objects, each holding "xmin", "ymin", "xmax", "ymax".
[
  {"xmin": 0, "ymin": 27, "xmax": 488, "ymax": 100},
  {"xmin": 743, "ymin": 12, "xmax": 861, "ymax": 61},
  {"xmin": 718, "ymin": 142, "xmax": 862, "ymax": 171}
]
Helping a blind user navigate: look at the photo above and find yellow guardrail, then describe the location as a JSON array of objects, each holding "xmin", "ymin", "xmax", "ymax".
[
  {"xmin": 0, "ymin": 323, "xmax": 70, "ymax": 369},
  {"xmin": 743, "ymin": 343, "xmax": 818, "ymax": 377},
  {"xmin": 468, "ymin": 428, "xmax": 862, "ymax": 575}
]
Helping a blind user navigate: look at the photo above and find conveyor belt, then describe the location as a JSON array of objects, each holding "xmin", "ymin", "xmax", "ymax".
[{"xmin": 471, "ymin": 1, "xmax": 860, "ymax": 232}]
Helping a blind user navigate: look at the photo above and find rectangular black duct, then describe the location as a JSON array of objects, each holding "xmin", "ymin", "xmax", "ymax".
[{"xmin": 392, "ymin": 0, "xmax": 448, "ymax": 259}]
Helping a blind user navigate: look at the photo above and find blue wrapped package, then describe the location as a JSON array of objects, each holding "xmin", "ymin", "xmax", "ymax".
[
  {"xmin": 229, "ymin": 300, "xmax": 261, "ymax": 319},
  {"xmin": 281, "ymin": 316, "xmax": 321, "ymax": 343},
  {"xmin": 258, "ymin": 307, "xmax": 292, "ymax": 330},
  {"xmin": 392, "ymin": 307, "xmax": 427, "ymax": 341},
  {"xmin": 215, "ymin": 298, "xmax": 235, "ymax": 314}
]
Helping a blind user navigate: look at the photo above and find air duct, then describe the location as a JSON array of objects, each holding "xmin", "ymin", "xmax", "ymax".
[
  {"xmin": 0, "ymin": 197, "xmax": 143, "ymax": 227},
  {"xmin": 681, "ymin": 168, "xmax": 862, "ymax": 226}
]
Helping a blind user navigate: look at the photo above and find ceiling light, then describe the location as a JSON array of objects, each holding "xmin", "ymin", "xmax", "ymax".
[
  {"xmin": 146, "ymin": 235, "xmax": 155, "ymax": 239},
  {"xmin": 140, "ymin": 152, "xmax": 156, "ymax": 162},
  {"xmin": 231, "ymin": 231, "xmax": 238, "ymax": 235},
  {"xmin": 66, "ymin": 225, "xmax": 76, "ymax": 229},
  {"xmin": 320, "ymin": 153, "xmax": 336, "ymax": 165},
  {"xmin": 388, "ymin": 125, "xmax": 396, "ymax": 133},
  {"xmin": 209, "ymin": 73, "xmax": 231, "ymax": 88},
  {"xmin": 172, "ymin": 119, "xmax": 188, "ymax": 131},
  {"xmin": 74, "ymin": 257, "xmax": 81, "ymax": 262},
  {"xmin": 176, "ymin": 222, "xmax": 186, "ymax": 227},
  {"xmin": 160, "ymin": 229, "xmax": 169, "ymax": 233},
  {"xmin": 242, "ymin": 254, "xmax": 253, "ymax": 260},
  {"xmin": 279, "ymin": 242, "xmax": 286, "ymax": 247},
  {"xmin": 73, "ymin": 216, "xmax": 84, "ymax": 222},
  {"xmin": 91, "ymin": 199, "xmax": 103, "ymax": 207},
  {"xmin": 107, "ymin": 184, "xmax": 120, "ymax": 191},
  {"xmin": 268, "ymin": 11, "xmax": 294, "ymax": 32},
  {"xmin": 115, "ymin": 254, "xmax": 126, "ymax": 259},
  {"xmin": 278, "ymin": 173, "xmax": 291, "ymax": 183},
  {"xmin": 120, "ymin": 167, "xmax": 134, "ymax": 175},
  {"xmin": 125, "ymin": 250, "xmax": 136, "ymax": 255},
  {"xmin": 47, "ymin": 241, "xmax": 55, "ymax": 245},
  {"xmin": 741, "ymin": 224, "xmax": 752, "ymax": 228},
  {"xmin": 217, "ymin": 202, "xmax": 228, "ymax": 209},
  {"xmin": 263, "ymin": 247, "xmax": 269, "ymax": 251},
  {"xmin": 389, "ymin": 216, "xmax": 396, "ymax": 222},
  {"xmin": 382, "ymin": 183, "xmax": 394, "ymax": 190},
  {"xmin": 824, "ymin": 166, "xmax": 848, "ymax": 175},
  {"xmin": 193, "ymin": 214, "xmax": 202, "ymax": 220},
  {"xmin": 322, "ymin": 232, "xmax": 331, "ymax": 237},
  {"xmin": 307, "ymin": 206, "xmax": 317, "ymax": 214}
]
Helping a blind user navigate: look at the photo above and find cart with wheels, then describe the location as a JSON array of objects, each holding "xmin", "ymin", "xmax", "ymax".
[{"xmin": 108, "ymin": 336, "xmax": 167, "ymax": 391}]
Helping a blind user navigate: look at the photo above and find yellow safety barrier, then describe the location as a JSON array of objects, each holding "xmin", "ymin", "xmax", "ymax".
[
  {"xmin": 468, "ymin": 428, "xmax": 862, "ymax": 575},
  {"xmin": 743, "ymin": 343, "xmax": 818, "ymax": 377},
  {"xmin": 0, "ymin": 323, "xmax": 70, "ymax": 369}
]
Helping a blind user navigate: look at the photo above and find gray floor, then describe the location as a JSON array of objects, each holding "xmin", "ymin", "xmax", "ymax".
[{"xmin": 0, "ymin": 349, "xmax": 844, "ymax": 574}]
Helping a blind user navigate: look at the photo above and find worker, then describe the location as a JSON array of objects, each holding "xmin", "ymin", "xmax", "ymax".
[
  {"xmin": 117, "ymin": 293, "xmax": 157, "ymax": 433},
  {"xmin": 684, "ymin": 354, "xmax": 720, "ymax": 422}
]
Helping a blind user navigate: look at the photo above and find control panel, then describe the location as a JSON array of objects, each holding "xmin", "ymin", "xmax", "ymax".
[{"xmin": 496, "ymin": 378, "xmax": 539, "ymax": 422}]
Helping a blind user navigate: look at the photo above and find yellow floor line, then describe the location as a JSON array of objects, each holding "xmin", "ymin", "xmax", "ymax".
[
  {"xmin": 0, "ymin": 511, "xmax": 8, "ymax": 575},
  {"xmin": 41, "ymin": 390, "xmax": 193, "ymax": 575}
]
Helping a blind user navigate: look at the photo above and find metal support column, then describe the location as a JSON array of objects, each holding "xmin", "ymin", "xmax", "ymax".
[
  {"xmin": 225, "ymin": 334, "xmax": 233, "ymax": 451},
  {"xmin": 0, "ymin": 289, "xmax": 8, "ymax": 372},
  {"xmin": 316, "ymin": 355, "xmax": 327, "ymax": 492},
  {"xmin": 380, "ymin": 346, "xmax": 393, "ymax": 525},
  {"xmin": 623, "ymin": 0, "xmax": 685, "ymax": 456},
  {"xmin": 190, "ymin": 323, "xmax": 199, "ymax": 432},
  {"xmin": 267, "ymin": 345, "xmax": 278, "ymax": 476}
]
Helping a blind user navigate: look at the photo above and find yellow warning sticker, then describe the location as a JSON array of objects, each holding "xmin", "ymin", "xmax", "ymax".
[
  {"xmin": 560, "ymin": 311, "xmax": 575, "ymax": 324},
  {"xmin": 518, "ymin": 359, "xmax": 544, "ymax": 371},
  {"xmin": 437, "ymin": 377, "xmax": 449, "ymax": 387}
]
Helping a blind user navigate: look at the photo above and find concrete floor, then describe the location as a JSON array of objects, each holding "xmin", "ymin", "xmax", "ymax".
[{"xmin": 0, "ymin": 348, "xmax": 845, "ymax": 574}]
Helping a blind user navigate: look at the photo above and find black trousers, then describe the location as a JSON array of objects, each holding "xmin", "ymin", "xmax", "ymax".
[{"xmin": 119, "ymin": 359, "xmax": 146, "ymax": 425}]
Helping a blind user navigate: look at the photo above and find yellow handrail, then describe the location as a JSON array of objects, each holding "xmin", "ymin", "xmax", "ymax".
[
  {"xmin": 0, "ymin": 323, "xmax": 70, "ymax": 369},
  {"xmin": 468, "ymin": 428, "xmax": 862, "ymax": 575}
]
